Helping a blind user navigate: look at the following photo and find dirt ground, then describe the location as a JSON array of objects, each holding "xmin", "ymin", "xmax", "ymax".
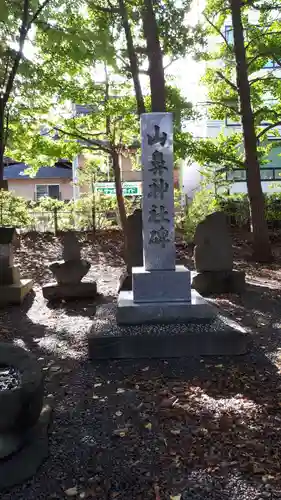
[{"xmin": 1, "ymin": 231, "xmax": 281, "ymax": 500}]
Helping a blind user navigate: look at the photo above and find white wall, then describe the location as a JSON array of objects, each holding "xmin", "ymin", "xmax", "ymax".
[{"xmin": 229, "ymin": 181, "xmax": 281, "ymax": 194}]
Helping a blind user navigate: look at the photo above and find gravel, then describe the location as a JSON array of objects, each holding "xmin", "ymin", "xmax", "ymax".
[
  {"xmin": 0, "ymin": 233, "xmax": 281, "ymax": 500},
  {"xmin": 0, "ymin": 366, "xmax": 21, "ymax": 391}
]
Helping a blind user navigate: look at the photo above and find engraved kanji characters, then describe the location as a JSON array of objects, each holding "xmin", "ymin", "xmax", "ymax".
[
  {"xmin": 148, "ymin": 178, "xmax": 169, "ymax": 200},
  {"xmin": 149, "ymin": 150, "xmax": 167, "ymax": 176},
  {"xmin": 147, "ymin": 125, "xmax": 167, "ymax": 146},
  {"xmin": 149, "ymin": 226, "xmax": 170, "ymax": 248},
  {"xmin": 148, "ymin": 204, "xmax": 170, "ymax": 224}
]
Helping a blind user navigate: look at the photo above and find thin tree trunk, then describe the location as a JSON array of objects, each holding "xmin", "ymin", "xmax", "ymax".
[
  {"xmin": 142, "ymin": 0, "xmax": 166, "ymax": 112},
  {"xmin": 111, "ymin": 149, "xmax": 128, "ymax": 245},
  {"xmin": 0, "ymin": 99, "xmax": 6, "ymax": 185},
  {"xmin": 230, "ymin": 0, "xmax": 272, "ymax": 262},
  {"xmin": 118, "ymin": 0, "xmax": 146, "ymax": 116}
]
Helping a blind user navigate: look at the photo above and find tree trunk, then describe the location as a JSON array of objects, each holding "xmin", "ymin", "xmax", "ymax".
[
  {"xmin": 111, "ymin": 149, "xmax": 128, "ymax": 245},
  {"xmin": 142, "ymin": 0, "xmax": 166, "ymax": 112},
  {"xmin": 0, "ymin": 99, "xmax": 6, "ymax": 185},
  {"xmin": 118, "ymin": 0, "xmax": 146, "ymax": 116},
  {"xmin": 230, "ymin": 0, "xmax": 272, "ymax": 262}
]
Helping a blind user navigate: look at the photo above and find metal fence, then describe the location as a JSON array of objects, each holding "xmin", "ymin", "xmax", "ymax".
[{"xmin": 0, "ymin": 207, "xmax": 121, "ymax": 233}]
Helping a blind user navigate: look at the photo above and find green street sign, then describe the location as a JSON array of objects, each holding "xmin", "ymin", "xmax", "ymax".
[{"xmin": 95, "ymin": 182, "xmax": 142, "ymax": 197}]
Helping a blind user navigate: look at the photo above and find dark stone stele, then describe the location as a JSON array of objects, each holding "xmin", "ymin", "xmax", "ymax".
[
  {"xmin": 0, "ymin": 227, "xmax": 19, "ymax": 246},
  {"xmin": 192, "ymin": 270, "xmax": 246, "ymax": 296},
  {"xmin": 0, "ymin": 343, "xmax": 51, "ymax": 491},
  {"xmin": 192, "ymin": 212, "xmax": 245, "ymax": 295},
  {"xmin": 118, "ymin": 209, "xmax": 143, "ymax": 292},
  {"xmin": 88, "ymin": 303, "xmax": 249, "ymax": 359}
]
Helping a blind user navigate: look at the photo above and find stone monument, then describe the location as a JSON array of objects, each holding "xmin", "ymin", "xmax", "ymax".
[
  {"xmin": 192, "ymin": 212, "xmax": 246, "ymax": 295},
  {"xmin": 0, "ymin": 227, "xmax": 33, "ymax": 306},
  {"xmin": 118, "ymin": 208, "xmax": 143, "ymax": 292},
  {"xmin": 87, "ymin": 113, "xmax": 248, "ymax": 359},
  {"xmin": 42, "ymin": 231, "xmax": 97, "ymax": 301},
  {"xmin": 117, "ymin": 113, "xmax": 215, "ymax": 324}
]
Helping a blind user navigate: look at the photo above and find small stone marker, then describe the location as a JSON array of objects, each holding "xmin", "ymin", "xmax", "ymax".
[
  {"xmin": 118, "ymin": 209, "xmax": 143, "ymax": 292},
  {"xmin": 62, "ymin": 231, "xmax": 81, "ymax": 261},
  {"xmin": 42, "ymin": 231, "xmax": 97, "ymax": 301},
  {"xmin": 0, "ymin": 227, "xmax": 33, "ymax": 306},
  {"xmin": 193, "ymin": 212, "xmax": 233, "ymax": 272},
  {"xmin": 192, "ymin": 212, "xmax": 245, "ymax": 295}
]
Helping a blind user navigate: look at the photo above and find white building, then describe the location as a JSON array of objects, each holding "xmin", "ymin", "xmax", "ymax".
[{"xmin": 181, "ymin": 8, "xmax": 281, "ymax": 199}]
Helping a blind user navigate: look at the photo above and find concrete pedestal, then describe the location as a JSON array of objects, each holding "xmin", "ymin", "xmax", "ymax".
[
  {"xmin": 42, "ymin": 281, "xmax": 97, "ymax": 301},
  {"xmin": 0, "ymin": 279, "xmax": 33, "ymax": 307},
  {"xmin": 88, "ymin": 303, "xmax": 248, "ymax": 359},
  {"xmin": 117, "ymin": 289, "xmax": 216, "ymax": 325},
  {"xmin": 132, "ymin": 265, "xmax": 191, "ymax": 303}
]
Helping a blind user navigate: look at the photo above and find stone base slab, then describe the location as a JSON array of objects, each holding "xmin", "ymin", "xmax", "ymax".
[
  {"xmin": 192, "ymin": 270, "xmax": 246, "ymax": 296},
  {"xmin": 0, "ymin": 265, "xmax": 21, "ymax": 286},
  {"xmin": 0, "ymin": 279, "xmax": 33, "ymax": 307},
  {"xmin": 0, "ymin": 404, "xmax": 52, "ymax": 491},
  {"xmin": 42, "ymin": 281, "xmax": 97, "ymax": 301},
  {"xmin": 117, "ymin": 289, "xmax": 215, "ymax": 325},
  {"xmin": 117, "ymin": 270, "xmax": 132, "ymax": 294},
  {"xmin": 88, "ymin": 303, "xmax": 248, "ymax": 359},
  {"xmin": 132, "ymin": 265, "xmax": 191, "ymax": 303}
]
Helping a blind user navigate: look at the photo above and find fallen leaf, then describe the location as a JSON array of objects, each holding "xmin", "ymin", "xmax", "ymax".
[
  {"xmin": 65, "ymin": 486, "xmax": 78, "ymax": 497},
  {"xmin": 142, "ymin": 366, "xmax": 149, "ymax": 372},
  {"xmin": 94, "ymin": 383, "xmax": 102, "ymax": 388},
  {"xmin": 113, "ymin": 428, "xmax": 128, "ymax": 437},
  {"xmin": 116, "ymin": 388, "xmax": 125, "ymax": 394},
  {"xmin": 170, "ymin": 496, "xmax": 181, "ymax": 500},
  {"xmin": 145, "ymin": 422, "xmax": 152, "ymax": 430},
  {"xmin": 115, "ymin": 410, "xmax": 123, "ymax": 416},
  {"xmin": 50, "ymin": 365, "xmax": 61, "ymax": 372},
  {"xmin": 170, "ymin": 429, "xmax": 181, "ymax": 435}
]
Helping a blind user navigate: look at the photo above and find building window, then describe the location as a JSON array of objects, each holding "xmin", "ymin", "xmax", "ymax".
[
  {"xmin": 264, "ymin": 60, "xmax": 279, "ymax": 69},
  {"xmin": 225, "ymin": 25, "xmax": 279, "ymax": 71},
  {"xmin": 35, "ymin": 184, "xmax": 60, "ymax": 200},
  {"xmin": 225, "ymin": 26, "xmax": 234, "ymax": 45},
  {"xmin": 274, "ymin": 169, "xmax": 281, "ymax": 180},
  {"xmin": 226, "ymin": 170, "xmax": 247, "ymax": 181},
  {"xmin": 260, "ymin": 169, "xmax": 274, "ymax": 180}
]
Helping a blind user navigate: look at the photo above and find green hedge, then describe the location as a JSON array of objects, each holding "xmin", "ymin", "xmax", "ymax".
[{"xmin": 217, "ymin": 193, "xmax": 281, "ymax": 227}]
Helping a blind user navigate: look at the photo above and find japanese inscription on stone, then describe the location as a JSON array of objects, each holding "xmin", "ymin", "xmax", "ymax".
[{"xmin": 141, "ymin": 112, "xmax": 175, "ymax": 271}]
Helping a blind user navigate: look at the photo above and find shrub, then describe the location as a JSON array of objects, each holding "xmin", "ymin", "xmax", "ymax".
[
  {"xmin": 184, "ymin": 188, "xmax": 220, "ymax": 242},
  {"xmin": 0, "ymin": 190, "xmax": 32, "ymax": 227}
]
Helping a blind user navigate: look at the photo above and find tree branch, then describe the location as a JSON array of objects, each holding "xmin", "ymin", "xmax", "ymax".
[
  {"xmin": 164, "ymin": 57, "xmax": 177, "ymax": 71},
  {"xmin": 203, "ymin": 14, "xmax": 233, "ymax": 52},
  {"xmin": 4, "ymin": 0, "xmax": 51, "ymax": 105},
  {"xmin": 216, "ymin": 70, "xmax": 238, "ymax": 91},
  {"xmin": 54, "ymin": 126, "xmax": 111, "ymax": 152},
  {"xmin": 28, "ymin": 0, "xmax": 51, "ymax": 28},
  {"xmin": 257, "ymin": 121, "xmax": 281, "ymax": 139},
  {"xmin": 88, "ymin": 2, "xmax": 118, "ymax": 14},
  {"xmin": 249, "ymin": 75, "xmax": 278, "ymax": 85},
  {"xmin": 3, "ymin": 0, "xmax": 29, "ymax": 105},
  {"xmin": 203, "ymin": 100, "xmax": 241, "ymax": 114},
  {"xmin": 254, "ymin": 107, "xmax": 279, "ymax": 120}
]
